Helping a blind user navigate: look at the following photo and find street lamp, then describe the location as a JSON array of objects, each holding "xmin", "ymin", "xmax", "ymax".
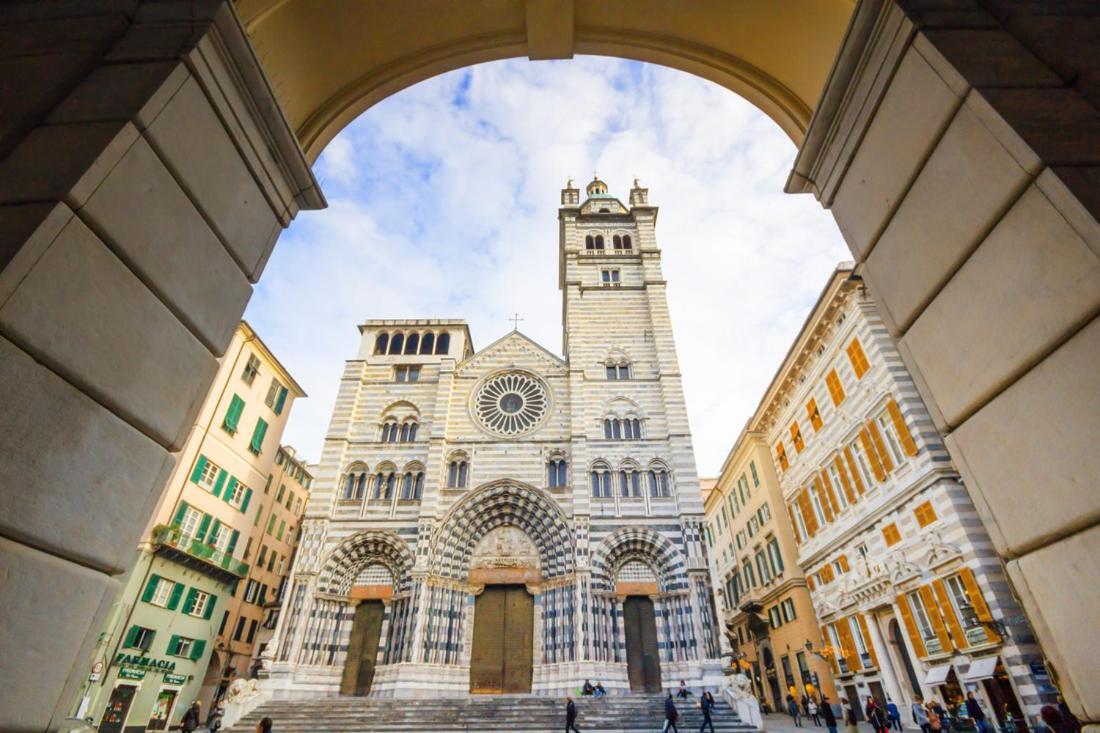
[{"xmin": 958, "ymin": 602, "xmax": 1010, "ymax": 638}]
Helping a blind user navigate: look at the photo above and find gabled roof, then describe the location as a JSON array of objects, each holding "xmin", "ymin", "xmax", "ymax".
[{"xmin": 455, "ymin": 329, "xmax": 566, "ymax": 375}]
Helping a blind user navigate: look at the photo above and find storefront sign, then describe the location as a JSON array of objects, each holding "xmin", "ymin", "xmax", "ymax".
[
  {"xmin": 118, "ymin": 668, "xmax": 146, "ymax": 681},
  {"xmin": 114, "ymin": 652, "xmax": 177, "ymax": 672},
  {"xmin": 164, "ymin": 674, "xmax": 187, "ymax": 686}
]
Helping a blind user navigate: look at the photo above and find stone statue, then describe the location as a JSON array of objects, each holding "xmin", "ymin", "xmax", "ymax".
[
  {"xmin": 224, "ymin": 678, "xmax": 260, "ymax": 703},
  {"xmin": 726, "ymin": 672, "xmax": 754, "ymax": 700}
]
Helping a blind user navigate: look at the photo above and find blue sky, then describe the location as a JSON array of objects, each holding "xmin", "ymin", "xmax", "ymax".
[{"xmin": 245, "ymin": 57, "xmax": 849, "ymax": 477}]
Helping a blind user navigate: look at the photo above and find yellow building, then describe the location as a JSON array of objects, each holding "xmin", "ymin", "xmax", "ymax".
[{"xmin": 704, "ymin": 432, "xmax": 836, "ymax": 713}]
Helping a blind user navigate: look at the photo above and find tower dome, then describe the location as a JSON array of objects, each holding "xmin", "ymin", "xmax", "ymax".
[{"xmin": 586, "ymin": 175, "xmax": 609, "ymax": 197}]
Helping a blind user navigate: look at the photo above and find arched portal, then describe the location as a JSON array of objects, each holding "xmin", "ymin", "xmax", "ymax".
[{"xmin": 317, "ymin": 529, "xmax": 415, "ymax": 596}]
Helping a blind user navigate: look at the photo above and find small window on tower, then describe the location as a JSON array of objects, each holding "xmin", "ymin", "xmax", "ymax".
[
  {"xmin": 622, "ymin": 235, "xmax": 632, "ymax": 250},
  {"xmin": 601, "ymin": 269, "xmax": 620, "ymax": 284},
  {"xmin": 585, "ymin": 235, "xmax": 595, "ymax": 250}
]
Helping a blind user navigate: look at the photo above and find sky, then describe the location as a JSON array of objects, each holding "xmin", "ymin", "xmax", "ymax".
[{"xmin": 244, "ymin": 57, "xmax": 849, "ymax": 478}]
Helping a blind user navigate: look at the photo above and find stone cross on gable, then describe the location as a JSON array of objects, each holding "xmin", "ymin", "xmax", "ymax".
[{"xmin": 509, "ymin": 313, "xmax": 524, "ymax": 331}]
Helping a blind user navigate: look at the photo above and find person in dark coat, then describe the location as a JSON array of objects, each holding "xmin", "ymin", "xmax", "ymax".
[
  {"xmin": 664, "ymin": 692, "xmax": 680, "ymax": 733},
  {"xmin": 866, "ymin": 697, "xmax": 889, "ymax": 733},
  {"xmin": 566, "ymin": 696, "xmax": 582, "ymax": 733},
  {"xmin": 178, "ymin": 701, "xmax": 201, "ymax": 732},
  {"xmin": 256, "ymin": 718, "xmax": 273, "ymax": 733},
  {"xmin": 967, "ymin": 693, "xmax": 989, "ymax": 733},
  {"xmin": 699, "ymin": 691, "xmax": 716, "ymax": 733},
  {"xmin": 582, "ymin": 679, "xmax": 594, "ymax": 696},
  {"xmin": 788, "ymin": 695, "xmax": 803, "ymax": 727},
  {"xmin": 821, "ymin": 694, "xmax": 839, "ymax": 733}
]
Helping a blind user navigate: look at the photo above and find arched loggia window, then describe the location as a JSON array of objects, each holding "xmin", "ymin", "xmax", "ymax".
[
  {"xmin": 548, "ymin": 458, "xmax": 568, "ymax": 487},
  {"xmin": 586, "ymin": 235, "xmax": 595, "ymax": 250},
  {"xmin": 595, "ymin": 235, "xmax": 605, "ymax": 250},
  {"xmin": 374, "ymin": 332, "xmax": 389, "ymax": 355},
  {"xmin": 590, "ymin": 462, "xmax": 612, "ymax": 498},
  {"xmin": 619, "ymin": 467, "xmax": 642, "ymax": 497},
  {"xmin": 435, "ymin": 332, "xmax": 450, "ymax": 355},
  {"xmin": 342, "ymin": 468, "xmax": 369, "ymax": 500},
  {"xmin": 648, "ymin": 467, "xmax": 671, "ymax": 497},
  {"xmin": 400, "ymin": 470, "xmax": 424, "ymax": 500},
  {"xmin": 389, "ymin": 332, "xmax": 405, "ymax": 355},
  {"xmin": 622, "ymin": 234, "xmax": 632, "ymax": 250},
  {"xmin": 420, "ymin": 332, "xmax": 435, "ymax": 354},
  {"xmin": 381, "ymin": 420, "xmax": 399, "ymax": 442},
  {"xmin": 405, "ymin": 332, "xmax": 420, "ymax": 354},
  {"xmin": 604, "ymin": 417, "xmax": 642, "ymax": 440},
  {"xmin": 447, "ymin": 458, "xmax": 469, "ymax": 488}
]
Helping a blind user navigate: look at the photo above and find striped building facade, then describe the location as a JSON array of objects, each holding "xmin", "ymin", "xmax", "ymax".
[
  {"xmin": 262, "ymin": 178, "xmax": 722, "ymax": 698},
  {"xmin": 750, "ymin": 267, "xmax": 1055, "ymax": 728}
]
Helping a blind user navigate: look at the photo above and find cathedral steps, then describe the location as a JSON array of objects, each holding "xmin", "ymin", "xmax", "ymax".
[{"xmin": 227, "ymin": 693, "xmax": 758, "ymax": 731}]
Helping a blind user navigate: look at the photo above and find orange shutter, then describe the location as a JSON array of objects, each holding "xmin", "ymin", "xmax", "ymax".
[
  {"xmin": 859, "ymin": 429, "xmax": 886, "ymax": 481},
  {"xmin": 914, "ymin": 501, "xmax": 938, "ymax": 527},
  {"xmin": 791, "ymin": 423, "xmax": 804, "ymax": 453},
  {"xmin": 819, "ymin": 469, "xmax": 840, "ymax": 514},
  {"xmin": 844, "ymin": 448, "xmax": 867, "ymax": 494},
  {"xmin": 826, "ymin": 370, "xmax": 846, "ymax": 405},
  {"xmin": 776, "ymin": 442, "xmax": 789, "ymax": 472},
  {"xmin": 847, "ymin": 338, "xmax": 870, "ymax": 378},
  {"xmin": 807, "ymin": 399, "xmax": 823, "ymax": 431},
  {"xmin": 835, "ymin": 618, "xmax": 859, "ymax": 671},
  {"xmin": 919, "ymin": 585, "xmax": 954, "ymax": 653},
  {"xmin": 807, "ymin": 575, "xmax": 816, "ymax": 591},
  {"xmin": 856, "ymin": 614, "xmax": 880, "ymax": 668},
  {"xmin": 838, "ymin": 555, "xmax": 850, "ymax": 573},
  {"xmin": 896, "ymin": 594, "xmax": 927, "ymax": 658},
  {"xmin": 822, "ymin": 625, "xmax": 840, "ymax": 673},
  {"xmin": 887, "ymin": 398, "xmax": 919, "ymax": 456},
  {"xmin": 813, "ymin": 478, "xmax": 834, "ymax": 523},
  {"xmin": 867, "ymin": 419, "xmax": 895, "ymax": 473},
  {"xmin": 959, "ymin": 568, "xmax": 1002, "ymax": 643},
  {"xmin": 834, "ymin": 456, "xmax": 857, "ymax": 504},
  {"xmin": 882, "ymin": 523, "xmax": 901, "ymax": 546},
  {"xmin": 798, "ymin": 490, "xmax": 818, "ymax": 536},
  {"xmin": 933, "ymin": 579, "xmax": 967, "ymax": 651},
  {"xmin": 787, "ymin": 503, "xmax": 801, "ymax": 543}
]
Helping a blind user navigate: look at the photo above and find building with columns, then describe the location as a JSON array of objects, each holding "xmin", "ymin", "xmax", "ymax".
[
  {"xmin": 748, "ymin": 266, "xmax": 1055, "ymax": 727},
  {"xmin": 262, "ymin": 178, "xmax": 722, "ymax": 698},
  {"xmin": 703, "ymin": 430, "xmax": 837, "ymax": 713}
]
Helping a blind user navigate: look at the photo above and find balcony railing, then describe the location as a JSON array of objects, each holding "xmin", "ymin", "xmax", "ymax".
[{"xmin": 152, "ymin": 526, "xmax": 249, "ymax": 578}]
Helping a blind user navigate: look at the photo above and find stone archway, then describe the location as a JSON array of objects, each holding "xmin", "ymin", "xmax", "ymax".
[
  {"xmin": 1, "ymin": 2, "xmax": 1097, "ymax": 728},
  {"xmin": 316, "ymin": 529, "xmax": 415, "ymax": 596}
]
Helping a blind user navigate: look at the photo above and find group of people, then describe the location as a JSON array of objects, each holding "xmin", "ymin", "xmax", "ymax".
[
  {"xmin": 567, "ymin": 680, "xmax": 720, "ymax": 733},
  {"xmin": 174, "ymin": 700, "xmax": 273, "ymax": 733}
]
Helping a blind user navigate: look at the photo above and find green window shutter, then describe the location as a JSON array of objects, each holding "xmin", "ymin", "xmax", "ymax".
[
  {"xmin": 277, "ymin": 520, "xmax": 285, "ymax": 540},
  {"xmin": 204, "ymin": 594, "xmax": 218, "ymax": 620},
  {"xmin": 189, "ymin": 456, "xmax": 208, "ymax": 484},
  {"xmin": 167, "ymin": 634, "xmax": 180, "ymax": 656},
  {"xmin": 227, "ymin": 529, "xmax": 240, "ymax": 555},
  {"xmin": 208, "ymin": 519, "xmax": 221, "ymax": 545},
  {"xmin": 274, "ymin": 386, "xmax": 288, "ymax": 415},
  {"xmin": 123, "ymin": 625, "xmax": 140, "ymax": 648},
  {"xmin": 240, "ymin": 488, "xmax": 253, "ymax": 514},
  {"xmin": 190, "ymin": 639, "xmax": 206, "ymax": 661},
  {"xmin": 141, "ymin": 575, "xmax": 161, "ymax": 603},
  {"xmin": 195, "ymin": 514, "xmax": 212, "ymax": 543},
  {"xmin": 224, "ymin": 477, "xmax": 238, "ymax": 505},
  {"xmin": 167, "ymin": 582, "xmax": 185, "ymax": 611},
  {"xmin": 171, "ymin": 501, "xmax": 189, "ymax": 527},
  {"xmin": 212, "ymin": 469, "xmax": 228, "ymax": 498},
  {"xmin": 249, "ymin": 418, "xmax": 269, "ymax": 454},
  {"xmin": 223, "ymin": 395, "xmax": 245, "ymax": 434},
  {"xmin": 183, "ymin": 587, "xmax": 198, "ymax": 615},
  {"xmin": 267, "ymin": 515, "xmax": 276, "ymax": 535}
]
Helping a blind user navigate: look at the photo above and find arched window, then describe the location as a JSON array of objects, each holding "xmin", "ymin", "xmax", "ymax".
[
  {"xmin": 622, "ymin": 235, "xmax": 632, "ymax": 250},
  {"xmin": 405, "ymin": 332, "xmax": 419, "ymax": 354},
  {"xmin": 585, "ymin": 235, "xmax": 595, "ymax": 250},
  {"xmin": 447, "ymin": 459, "xmax": 469, "ymax": 488},
  {"xmin": 613, "ymin": 234, "xmax": 622, "ymax": 250},
  {"xmin": 435, "ymin": 332, "xmax": 450, "ymax": 355},
  {"xmin": 606, "ymin": 362, "xmax": 630, "ymax": 380},
  {"xmin": 624, "ymin": 418, "xmax": 642, "ymax": 440},
  {"xmin": 548, "ymin": 458, "xmax": 568, "ymax": 487},
  {"xmin": 400, "ymin": 472, "xmax": 418, "ymax": 500},
  {"xmin": 590, "ymin": 463, "xmax": 612, "ymax": 498},
  {"xmin": 384, "ymin": 472, "xmax": 396, "ymax": 499},
  {"xmin": 389, "ymin": 332, "xmax": 404, "ymax": 355},
  {"xmin": 595, "ymin": 235, "xmax": 605, "ymax": 250},
  {"xmin": 399, "ymin": 423, "xmax": 410, "ymax": 442},
  {"xmin": 420, "ymin": 332, "xmax": 435, "ymax": 354},
  {"xmin": 620, "ymin": 468, "xmax": 642, "ymax": 497},
  {"xmin": 648, "ymin": 467, "xmax": 671, "ymax": 497},
  {"xmin": 380, "ymin": 420, "xmax": 399, "ymax": 442},
  {"xmin": 414, "ymin": 472, "xmax": 424, "ymax": 499},
  {"xmin": 343, "ymin": 470, "xmax": 369, "ymax": 500},
  {"xmin": 407, "ymin": 422, "xmax": 418, "ymax": 441},
  {"xmin": 374, "ymin": 332, "xmax": 389, "ymax": 355},
  {"xmin": 603, "ymin": 418, "xmax": 613, "ymax": 439},
  {"xmin": 372, "ymin": 470, "xmax": 394, "ymax": 500}
]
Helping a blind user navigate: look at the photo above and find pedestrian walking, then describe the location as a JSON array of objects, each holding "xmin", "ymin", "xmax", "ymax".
[
  {"xmin": 866, "ymin": 697, "xmax": 889, "ymax": 733},
  {"xmin": 178, "ymin": 701, "xmax": 201, "ymax": 732},
  {"xmin": 256, "ymin": 717, "xmax": 273, "ymax": 733},
  {"xmin": 841, "ymin": 698, "xmax": 858, "ymax": 733},
  {"xmin": 912, "ymin": 697, "xmax": 931, "ymax": 733},
  {"xmin": 809, "ymin": 699, "xmax": 821, "ymax": 726},
  {"xmin": 821, "ymin": 694, "xmax": 838, "ymax": 733},
  {"xmin": 926, "ymin": 702, "xmax": 943, "ymax": 733},
  {"xmin": 664, "ymin": 692, "xmax": 680, "ymax": 733},
  {"xmin": 565, "ymin": 696, "xmax": 582, "ymax": 733},
  {"xmin": 788, "ymin": 695, "xmax": 804, "ymax": 727},
  {"xmin": 697, "ymin": 691, "xmax": 716, "ymax": 733},
  {"xmin": 887, "ymin": 698, "xmax": 902, "ymax": 732},
  {"xmin": 967, "ymin": 693, "xmax": 990, "ymax": 733}
]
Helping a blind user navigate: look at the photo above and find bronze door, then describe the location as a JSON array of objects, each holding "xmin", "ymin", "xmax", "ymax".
[
  {"xmin": 340, "ymin": 600, "xmax": 385, "ymax": 696},
  {"xmin": 470, "ymin": 585, "xmax": 533, "ymax": 694},
  {"xmin": 624, "ymin": 596, "xmax": 662, "ymax": 692}
]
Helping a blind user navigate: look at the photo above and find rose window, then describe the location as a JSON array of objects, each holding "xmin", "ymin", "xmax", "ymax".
[{"xmin": 473, "ymin": 371, "xmax": 549, "ymax": 436}]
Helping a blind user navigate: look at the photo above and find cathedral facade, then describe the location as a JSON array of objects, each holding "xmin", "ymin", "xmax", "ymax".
[{"xmin": 264, "ymin": 178, "xmax": 722, "ymax": 698}]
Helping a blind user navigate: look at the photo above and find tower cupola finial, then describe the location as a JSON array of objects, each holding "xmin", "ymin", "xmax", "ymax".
[{"xmin": 586, "ymin": 174, "xmax": 608, "ymax": 197}]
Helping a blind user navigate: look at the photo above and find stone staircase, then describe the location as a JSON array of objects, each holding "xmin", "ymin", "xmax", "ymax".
[{"xmin": 228, "ymin": 693, "xmax": 758, "ymax": 732}]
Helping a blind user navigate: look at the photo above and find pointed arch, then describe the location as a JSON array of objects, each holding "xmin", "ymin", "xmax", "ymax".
[
  {"xmin": 430, "ymin": 480, "xmax": 573, "ymax": 580},
  {"xmin": 420, "ymin": 331, "xmax": 435, "ymax": 354},
  {"xmin": 374, "ymin": 332, "xmax": 389, "ymax": 355},
  {"xmin": 316, "ymin": 529, "xmax": 415, "ymax": 595},
  {"xmin": 591, "ymin": 526, "xmax": 688, "ymax": 594},
  {"xmin": 405, "ymin": 332, "xmax": 420, "ymax": 354},
  {"xmin": 435, "ymin": 332, "xmax": 451, "ymax": 355}
]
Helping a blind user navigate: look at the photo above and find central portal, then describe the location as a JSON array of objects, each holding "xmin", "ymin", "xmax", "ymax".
[
  {"xmin": 340, "ymin": 600, "xmax": 385, "ymax": 696},
  {"xmin": 624, "ymin": 595, "xmax": 662, "ymax": 692},
  {"xmin": 470, "ymin": 585, "xmax": 534, "ymax": 693}
]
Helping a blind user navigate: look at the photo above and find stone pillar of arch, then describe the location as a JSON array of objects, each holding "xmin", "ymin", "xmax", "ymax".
[{"xmin": 789, "ymin": 0, "xmax": 1099, "ymax": 718}]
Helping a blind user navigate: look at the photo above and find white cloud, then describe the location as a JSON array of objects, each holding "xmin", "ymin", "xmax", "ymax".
[{"xmin": 245, "ymin": 57, "xmax": 849, "ymax": 477}]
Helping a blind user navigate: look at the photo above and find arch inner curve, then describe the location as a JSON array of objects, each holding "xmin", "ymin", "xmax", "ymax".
[
  {"xmin": 591, "ymin": 526, "xmax": 687, "ymax": 594},
  {"xmin": 316, "ymin": 529, "xmax": 415, "ymax": 596}
]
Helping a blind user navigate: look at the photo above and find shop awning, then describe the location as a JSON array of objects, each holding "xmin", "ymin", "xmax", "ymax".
[
  {"xmin": 924, "ymin": 665, "xmax": 952, "ymax": 685},
  {"xmin": 963, "ymin": 657, "xmax": 999, "ymax": 681}
]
